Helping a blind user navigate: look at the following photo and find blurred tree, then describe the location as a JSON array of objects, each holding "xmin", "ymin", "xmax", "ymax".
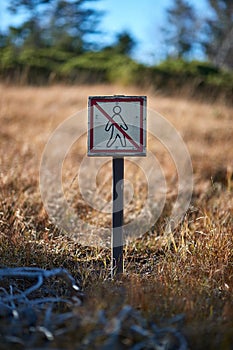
[
  {"xmin": 7, "ymin": 0, "xmax": 103, "ymax": 52},
  {"xmin": 0, "ymin": 32, "xmax": 8, "ymax": 48},
  {"xmin": 8, "ymin": 0, "xmax": 51, "ymax": 48},
  {"xmin": 103, "ymin": 31, "xmax": 136, "ymax": 56},
  {"xmin": 44, "ymin": 0, "xmax": 103, "ymax": 53},
  {"xmin": 163, "ymin": 0, "xmax": 198, "ymax": 59},
  {"xmin": 114, "ymin": 31, "xmax": 136, "ymax": 55},
  {"xmin": 202, "ymin": 0, "xmax": 233, "ymax": 70}
]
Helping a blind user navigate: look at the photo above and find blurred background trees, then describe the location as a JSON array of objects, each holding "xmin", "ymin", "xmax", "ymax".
[
  {"xmin": 6, "ymin": 0, "xmax": 102, "ymax": 52},
  {"xmin": 0, "ymin": 0, "xmax": 232, "ymax": 101},
  {"xmin": 201, "ymin": 0, "xmax": 233, "ymax": 70},
  {"xmin": 162, "ymin": 0, "xmax": 198, "ymax": 59},
  {"xmin": 163, "ymin": 0, "xmax": 233, "ymax": 70},
  {"xmin": 103, "ymin": 31, "xmax": 136, "ymax": 56}
]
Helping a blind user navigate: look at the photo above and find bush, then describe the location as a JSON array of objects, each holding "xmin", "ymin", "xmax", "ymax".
[
  {"xmin": 0, "ymin": 47, "xmax": 20, "ymax": 69},
  {"xmin": 59, "ymin": 51, "xmax": 141, "ymax": 84},
  {"xmin": 0, "ymin": 48, "xmax": 232, "ymax": 103},
  {"xmin": 147, "ymin": 59, "xmax": 233, "ymax": 103}
]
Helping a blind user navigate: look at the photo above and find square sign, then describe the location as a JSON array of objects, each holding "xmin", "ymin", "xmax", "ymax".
[{"xmin": 88, "ymin": 95, "xmax": 147, "ymax": 156}]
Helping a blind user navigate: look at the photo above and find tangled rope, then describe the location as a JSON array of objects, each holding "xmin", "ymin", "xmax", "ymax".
[{"xmin": 0, "ymin": 267, "xmax": 187, "ymax": 349}]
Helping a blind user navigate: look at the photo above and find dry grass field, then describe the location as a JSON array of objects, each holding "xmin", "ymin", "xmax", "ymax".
[{"xmin": 0, "ymin": 83, "xmax": 232, "ymax": 349}]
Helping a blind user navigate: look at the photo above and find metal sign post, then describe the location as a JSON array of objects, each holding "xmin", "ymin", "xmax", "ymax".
[
  {"xmin": 112, "ymin": 157, "xmax": 124, "ymax": 275},
  {"xmin": 88, "ymin": 95, "xmax": 147, "ymax": 277}
]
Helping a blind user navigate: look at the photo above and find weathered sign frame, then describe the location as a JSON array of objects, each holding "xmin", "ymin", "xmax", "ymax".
[
  {"xmin": 87, "ymin": 95, "xmax": 147, "ymax": 277},
  {"xmin": 88, "ymin": 95, "xmax": 147, "ymax": 157}
]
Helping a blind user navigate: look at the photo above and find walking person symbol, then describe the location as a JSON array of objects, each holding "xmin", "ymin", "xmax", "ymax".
[{"xmin": 105, "ymin": 106, "xmax": 128, "ymax": 147}]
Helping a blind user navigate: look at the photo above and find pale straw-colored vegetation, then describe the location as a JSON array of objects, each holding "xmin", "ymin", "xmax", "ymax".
[{"xmin": 0, "ymin": 84, "xmax": 232, "ymax": 349}]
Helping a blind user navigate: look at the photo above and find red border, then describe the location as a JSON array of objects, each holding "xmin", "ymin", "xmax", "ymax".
[{"xmin": 89, "ymin": 97, "xmax": 145, "ymax": 154}]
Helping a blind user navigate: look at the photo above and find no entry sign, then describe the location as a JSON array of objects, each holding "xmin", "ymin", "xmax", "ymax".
[
  {"xmin": 88, "ymin": 96, "xmax": 147, "ymax": 156},
  {"xmin": 87, "ymin": 95, "xmax": 147, "ymax": 277}
]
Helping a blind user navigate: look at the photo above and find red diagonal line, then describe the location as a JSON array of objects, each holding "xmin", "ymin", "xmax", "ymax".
[{"xmin": 94, "ymin": 102, "xmax": 141, "ymax": 150}]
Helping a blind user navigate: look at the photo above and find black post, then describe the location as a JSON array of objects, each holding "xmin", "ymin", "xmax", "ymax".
[{"xmin": 112, "ymin": 157, "xmax": 124, "ymax": 277}]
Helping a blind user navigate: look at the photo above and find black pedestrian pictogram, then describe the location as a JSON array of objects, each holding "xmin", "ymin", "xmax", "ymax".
[{"xmin": 105, "ymin": 106, "xmax": 128, "ymax": 147}]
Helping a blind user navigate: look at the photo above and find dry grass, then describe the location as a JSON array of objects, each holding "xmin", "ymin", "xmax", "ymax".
[{"xmin": 0, "ymin": 83, "xmax": 232, "ymax": 349}]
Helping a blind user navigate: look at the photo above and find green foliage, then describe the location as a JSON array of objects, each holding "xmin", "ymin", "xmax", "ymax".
[
  {"xmin": 0, "ymin": 44, "xmax": 232, "ymax": 103},
  {"xmin": 0, "ymin": 47, "xmax": 19, "ymax": 69},
  {"xmin": 156, "ymin": 58, "xmax": 233, "ymax": 87},
  {"xmin": 152, "ymin": 59, "xmax": 233, "ymax": 101},
  {"xmin": 157, "ymin": 59, "xmax": 220, "ymax": 75},
  {"xmin": 59, "ymin": 51, "xmax": 107, "ymax": 82},
  {"xmin": 106, "ymin": 55, "xmax": 141, "ymax": 85},
  {"xmin": 0, "ymin": 46, "xmax": 75, "ymax": 83},
  {"xmin": 60, "ymin": 51, "xmax": 141, "ymax": 84}
]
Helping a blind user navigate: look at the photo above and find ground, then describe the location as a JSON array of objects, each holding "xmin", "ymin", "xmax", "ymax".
[{"xmin": 0, "ymin": 83, "xmax": 232, "ymax": 349}]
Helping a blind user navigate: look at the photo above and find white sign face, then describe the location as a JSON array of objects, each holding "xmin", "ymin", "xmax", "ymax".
[{"xmin": 88, "ymin": 96, "xmax": 147, "ymax": 156}]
